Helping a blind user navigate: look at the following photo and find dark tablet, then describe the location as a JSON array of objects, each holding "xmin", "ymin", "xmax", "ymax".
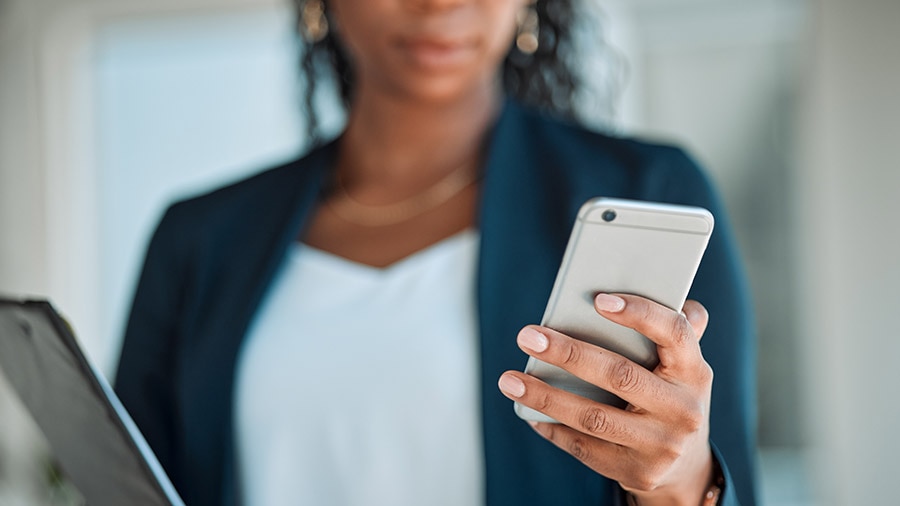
[{"xmin": 0, "ymin": 298, "xmax": 184, "ymax": 506}]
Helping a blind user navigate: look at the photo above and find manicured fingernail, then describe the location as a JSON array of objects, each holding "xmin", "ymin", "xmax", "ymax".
[
  {"xmin": 518, "ymin": 327, "xmax": 548, "ymax": 352},
  {"xmin": 595, "ymin": 293, "xmax": 626, "ymax": 312},
  {"xmin": 528, "ymin": 420, "xmax": 548, "ymax": 437},
  {"xmin": 498, "ymin": 374, "xmax": 526, "ymax": 398}
]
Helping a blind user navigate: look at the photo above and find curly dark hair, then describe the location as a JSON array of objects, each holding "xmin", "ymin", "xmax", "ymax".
[{"xmin": 292, "ymin": 0, "xmax": 581, "ymax": 144}]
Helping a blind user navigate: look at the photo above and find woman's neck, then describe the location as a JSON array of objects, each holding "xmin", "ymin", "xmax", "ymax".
[{"xmin": 337, "ymin": 78, "xmax": 503, "ymax": 185}]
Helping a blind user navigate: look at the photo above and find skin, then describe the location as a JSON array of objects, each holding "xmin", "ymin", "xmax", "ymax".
[
  {"xmin": 304, "ymin": 0, "xmax": 521, "ymax": 266},
  {"xmin": 302, "ymin": 0, "xmax": 716, "ymax": 503}
]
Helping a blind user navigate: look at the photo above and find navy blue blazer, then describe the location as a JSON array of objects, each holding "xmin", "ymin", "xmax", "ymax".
[{"xmin": 115, "ymin": 99, "xmax": 757, "ymax": 506}]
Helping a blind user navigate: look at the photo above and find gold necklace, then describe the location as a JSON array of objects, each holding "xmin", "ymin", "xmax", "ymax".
[{"xmin": 327, "ymin": 159, "xmax": 480, "ymax": 227}]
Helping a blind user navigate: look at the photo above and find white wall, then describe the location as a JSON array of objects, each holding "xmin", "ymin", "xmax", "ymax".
[
  {"xmin": 0, "ymin": 2, "xmax": 56, "ymax": 502},
  {"xmin": 797, "ymin": 1, "xmax": 900, "ymax": 503},
  {"xmin": 0, "ymin": 0, "xmax": 47, "ymax": 297}
]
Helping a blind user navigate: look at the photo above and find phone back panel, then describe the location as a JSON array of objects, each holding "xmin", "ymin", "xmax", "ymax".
[{"xmin": 515, "ymin": 198, "xmax": 713, "ymax": 422}]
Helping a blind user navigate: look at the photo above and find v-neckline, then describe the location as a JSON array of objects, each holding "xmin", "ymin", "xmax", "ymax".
[{"xmin": 294, "ymin": 228, "xmax": 479, "ymax": 278}]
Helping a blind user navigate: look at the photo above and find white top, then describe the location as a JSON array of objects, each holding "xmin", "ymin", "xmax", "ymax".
[{"xmin": 234, "ymin": 230, "xmax": 484, "ymax": 506}]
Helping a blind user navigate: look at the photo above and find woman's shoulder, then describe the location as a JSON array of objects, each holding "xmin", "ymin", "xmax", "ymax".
[
  {"xmin": 523, "ymin": 102, "xmax": 696, "ymax": 164},
  {"xmin": 160, "ymin": 142, "xmax": 333, "ymax": 231},
  {"xmin": 507, "ymin": 100, "xmax": 713, "ymax": 204}
]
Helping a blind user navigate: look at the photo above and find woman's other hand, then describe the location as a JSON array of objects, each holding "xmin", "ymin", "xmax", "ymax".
[{"xmin": 498, "ymin": 294, "xmax": 715, "ymax": 506}]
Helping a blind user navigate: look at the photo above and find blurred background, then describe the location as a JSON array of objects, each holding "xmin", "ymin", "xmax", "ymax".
[{"xmin": 1, "ymin": 0, "xmax": 898, "ymax": 504}]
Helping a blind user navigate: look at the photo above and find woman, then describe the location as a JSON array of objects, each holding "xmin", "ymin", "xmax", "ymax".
[{"xmin": 115, "ymin": 0, "xmax": 757, "ymax": 505}]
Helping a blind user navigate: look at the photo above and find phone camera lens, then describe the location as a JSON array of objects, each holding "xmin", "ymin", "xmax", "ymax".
[{"xmin": 601, "ymin": 210, "xmax": 617, "ymax": 222}]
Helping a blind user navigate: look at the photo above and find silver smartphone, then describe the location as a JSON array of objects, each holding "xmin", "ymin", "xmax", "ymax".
[{"xmin": 514, "ymin": 197, "xmax": 714, "ymax": 422}]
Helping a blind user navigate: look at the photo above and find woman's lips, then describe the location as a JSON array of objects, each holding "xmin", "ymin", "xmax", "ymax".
[{"xmin": 397, "ymin": 36, "xmax": 477, "ymax": 71}]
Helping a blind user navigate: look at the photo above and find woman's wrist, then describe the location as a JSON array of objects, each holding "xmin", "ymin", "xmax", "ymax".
[
  {"xmin": 624, "ymin": 449, "xmax": 723, "ymax": 506},
  {"xmin": 626, "ymin": 479, "xmax": 721, "ymax": 506}
]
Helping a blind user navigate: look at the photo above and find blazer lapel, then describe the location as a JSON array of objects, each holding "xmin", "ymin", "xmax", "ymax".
[{"xmin": 477, "ymin": 101, "xmax": 614, "ymax": 504}]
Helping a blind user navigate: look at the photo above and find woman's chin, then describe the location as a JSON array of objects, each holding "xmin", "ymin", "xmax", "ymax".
[{"xmin": 380, "ymin": 68, "xmax": 497, "ymax": 108}]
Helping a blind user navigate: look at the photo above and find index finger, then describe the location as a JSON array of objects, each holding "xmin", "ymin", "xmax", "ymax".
[{"xmin": 594, "ymin": 293, "xmax": 709, "ymax": 374}]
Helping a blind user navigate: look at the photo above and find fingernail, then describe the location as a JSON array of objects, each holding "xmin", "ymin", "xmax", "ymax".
[
  {"xmin": 595, "ymin": 293, "xmax": 626, "ymax": 312},
  {"xmin": 498, "ymin": 374, "xmax": 526, "ymax": 398},
  {"xmin": 528, "ymin": 420, "xmax": 548, "ymax": 437},
  {"xmin": 518, "ymin": 327, "xmax": 548, "ymax": 352}
]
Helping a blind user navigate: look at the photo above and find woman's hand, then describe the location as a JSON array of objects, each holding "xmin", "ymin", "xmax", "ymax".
[{"xmin": 498, "ymin": 293, "xmax": 715, "ymax": 506}]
